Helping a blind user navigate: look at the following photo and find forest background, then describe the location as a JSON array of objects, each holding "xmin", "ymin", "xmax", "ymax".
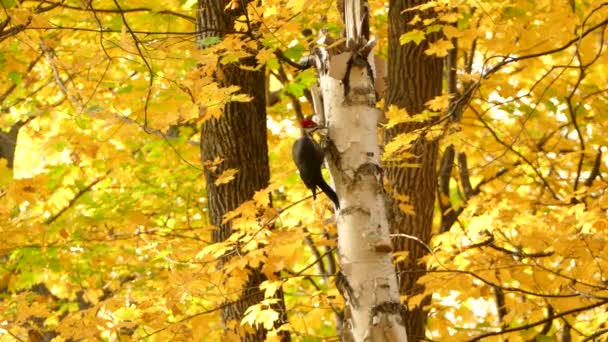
[{"xmin": 0, "ymin": 0, "xmax": 607, "ymax": 340}]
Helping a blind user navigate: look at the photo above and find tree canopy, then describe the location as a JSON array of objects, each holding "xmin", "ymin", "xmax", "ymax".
[{"xmin": 0, "ymin": 0, "xmax": 607, "ymax": 340}]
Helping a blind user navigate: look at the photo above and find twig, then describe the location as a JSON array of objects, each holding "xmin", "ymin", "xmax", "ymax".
[
  {"xmin": 45, "ymin": 170, "xmax": 111, "ymax": 224},
  {"xmin": 468, "ymin": 299, "xmax": 608, "ymax": 341}
]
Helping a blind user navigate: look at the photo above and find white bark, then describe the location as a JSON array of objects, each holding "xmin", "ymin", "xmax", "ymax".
[{"xmin": 313, "ymin": 48, "xmax": 408, "ymax": 342}]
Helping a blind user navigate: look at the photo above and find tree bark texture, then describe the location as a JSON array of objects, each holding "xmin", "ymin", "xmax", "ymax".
[
  {"xmin": 0, "ymin": 122, "xmax": 25, "ymax": 169},
  {"xmin": 318, "ymin": 56, "xmax": 409, "ymax": 342},
  {"xmin": 197, "ymin": 1, "xmax": 288, "ymax": 340},
  {"xmin": 310, "ymin": 2, "xmax": 409, "ymax": 339},
  {"xmin": 386, "ymin": 0, "xmax": 444, "ymax": 340}
]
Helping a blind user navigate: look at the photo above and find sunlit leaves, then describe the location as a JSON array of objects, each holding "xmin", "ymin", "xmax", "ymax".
[
  {"xmin": 214, "ymin": 168, "xmax": 239, "ymax": 186},
  {"xmin": 1, "ymin": 0, "xmax": 606, "ymax": 339},
  {"xmin": 242, "ymin": 300, "xmax": 281, "ymax": 330},
  {"xmin": 425, "ymin": 38, "xmax": 453, "ymax": 57},
  {"xmin": 400, "ymin": 29, "xmax": 426, "ymax": 45}
]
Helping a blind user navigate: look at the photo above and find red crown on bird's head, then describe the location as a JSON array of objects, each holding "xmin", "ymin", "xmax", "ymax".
[{"xmin": 300, "ymin": 119, "xmax": 318, "ymax": 129}]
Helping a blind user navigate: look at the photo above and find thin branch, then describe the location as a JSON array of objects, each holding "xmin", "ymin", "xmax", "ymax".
[
  {"xmin": 45, "ymin": 170, "xmax": 111, "ymax": 224},
  {"xmin": 581, "ymin": 327, "xmax": 608, "ymax": 342},
  {"xmin": 23, "ymin": 0, "xmax": 195, "ymax": 22},
  {"xmin": 468, "ymin": 299, "xmax": 608, "ymax": 341},
  {"xmin": 438, "ymin": 145, "xmax": 456, "ymax": 233},
  {"xmin": 583, "ymin": 149, "xmax": 602, "ymax": 186},
  {"xmin": 468, "ymin": 104, "xmax": 561, "ymax": 201},
  {"xmin": 457, "ymin": 152, "xmax": 476, "ymax": 199},
  {"xmin": 486, "ymin": 241, "xmax": 554, "ymax": 258},
  {"xmin": 465, "ymin": 234, "xmax": 553, "ymax": 258},
  {"xmin": 567, "ymin": 49, "xmax": 587, "ymax": 191},
  {"xmin": 304, "ymin": 234, "xmax": 328, "ymax": 279},
  {"xmin": 492, "ymin": 285, "xmax": 507, "ymax": 328},
  {"xmin": 275, "ymin": 63, "xmax": 305, "ymax": 120},
  {"xmin": 274, "ymin": 49, "xmax": 310, "ymax": 70},
  {"xmin": 483, "ymin": 17, "xmax": 608, "ymax": 78},
  {"xmin": 538, "ymin": 305, "xmax": 554, "ymax": 336},
  {"xmin": 26, "ymin": 25, "xmax": 238, "ymax": 36},
  {"xmin": 0, "ymin": 17, "xmax": 32, "ymax": 42},
  {"xmin": 0, "ymin": 52, "xmax": 45, "ymax": 104},
  {"xmin": 112, "ymin": 0, "xmax": 154, "ymax": 127}
]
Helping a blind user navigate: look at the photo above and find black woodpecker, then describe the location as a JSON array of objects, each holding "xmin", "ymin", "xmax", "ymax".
[{"xmin": 292, "ymin": 119, "xmax": 340, "ymax": 209}]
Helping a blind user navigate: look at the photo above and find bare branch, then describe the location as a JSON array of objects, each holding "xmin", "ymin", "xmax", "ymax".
[
  {"xmin": 111, "ymin": 0, "xmax": 154, "ymax": 127},
  {"xmin": 468, "ymin": 104, "xmax": 561, "ymax": 201}
]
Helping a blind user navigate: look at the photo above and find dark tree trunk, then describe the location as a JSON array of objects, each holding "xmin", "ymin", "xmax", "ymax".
[
  {"xmin": 197, "ymin": 1, "xmax": 289, "ymax": 341},
  {"xmin": 0, "ymin": 121, "xmax": 25, "ymax": 169},
  {"xmin": 386, "ymin": 0, "xmax": 444, "ymax": 340}
]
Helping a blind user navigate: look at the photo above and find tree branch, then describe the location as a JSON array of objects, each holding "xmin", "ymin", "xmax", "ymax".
[
  {"xmin": 45, "ymin": 170, "xmax": 111, "ymax": 224},
  {"xmin": 468, "ymin": 299, "xmax": 608, "ymax": 341},
  {"xmin": 483, "ymin": 16, "xmax": 608, "ymax": 78}
]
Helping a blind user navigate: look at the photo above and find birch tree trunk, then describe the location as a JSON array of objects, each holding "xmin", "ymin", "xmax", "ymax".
[
  {"xmin": 385, "ymin": 0, "xmax": 444, "ymax": 340},
  {"xmin": 197, "ymin": 1, "xmax": 288, "ymax": 340},
  {"xmin": 311, "ymin": 0, "xmax": 408, "ymax": 340}
]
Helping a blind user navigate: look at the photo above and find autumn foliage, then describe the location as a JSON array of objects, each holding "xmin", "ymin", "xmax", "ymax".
[{"xmin": 0, "ymin": 0, "xmax": 607, "ymax": 340}]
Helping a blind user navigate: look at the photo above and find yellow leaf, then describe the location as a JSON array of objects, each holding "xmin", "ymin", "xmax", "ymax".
[
  {"xmin": 408, "ymin": 293, "xmax": 427, "ymax": 309},
  {"xmin": 241, "ymin": 304, "xmax": 261, "ymax": 326},
  {"xmin": 260, "ymin": 280, "xmax": 282, "ymax": 298},
  {"xmin": 253, "ymin": 185, "xmax": 278, "ymax": 207},
  {"xmin": 439, "ymin": 12, "xmax": 461, "ymax": 23},
  {"xmin": 424, "ymin": 39, "xmax": 453, "ymax": 57},
  {"xmin": 196, "ymin": 243, "xmax": 228, "ymax": 260},
  {"xmin": 393, "ymin": 250, "xmax": 410, "ymax": 263},
  {"xmin": 203, "ymin": 157, "xmax": 224, "ymax": 172},
  {"xmin": 256, "ymin": 48, "xmax": 276, "ymax": 66},
  {"xmin": 0, "ymin": 159, "xmax": 13, "ymax": 188},
  {"xmin": 398, "ymin": 203, "xmax": 416, "ymax": 216},
  {"xmin": 425, "ymin": 94, "xmax": 451, "ymax": 111},
  {"xmin": 241, "ymin": 304, "xmax": 279, "ymax": 330},
  {"xmin": 314, "ymin": 239, "xmax": 336, "ymax": 247},
  {"xmin": 384, "ymin": 105, "xmax": 410, "ymax": 129},
  {"xmin": 442, "ymin": 25, "xmax": 462, "ymax": 40},
  {"xmin": 400, "ymin": 29, "xmax": 426, "ymax": 45},
  {"xmin": 229, "ymin": 93, "xmax": 253, "ymax": 103},
  {"xmin": 258, "ymin": 308, "xmax": 280, "ymax": 330},
  {"xmin": 393, "ymin": 193, "xmax": 410, "ymax": 202},
  {"xmin": 215, "ymin": 168, "xmax": 239, "ymax": 186}
]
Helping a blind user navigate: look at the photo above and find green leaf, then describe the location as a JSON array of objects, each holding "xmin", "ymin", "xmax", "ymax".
[
  {"xmin": 504, "ymin": 6, "xmax": 527, "ymax": 18},
  {"xmin": 116, "ymin": 85, "xmax": 133, "ymax": 94},
  {"xmin": 8, "ymin": 71, "xmax": 21, "ymax": 85},
  {"xmin": 425, "ymin": 24, "xmax": 443, "ymax": 34},
  {"xmin": 0, "ymin": 0, "xmax": 16, "ymax": 7},
  {"xmin": 198, "ymin": 36, "xmax": 221, "ymax": 47},
  {"xmin": 399, "ymin": 30, "xmax": 426, "ymax": 45},
  {"xmin": 283, "ymin": 44, "xmax": 306, "ymax": 61}
]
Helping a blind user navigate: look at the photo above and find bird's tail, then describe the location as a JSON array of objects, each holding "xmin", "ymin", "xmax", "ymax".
[{"xmin": 318, "ymin": 180, "xmax": 340, "ymax": 209}]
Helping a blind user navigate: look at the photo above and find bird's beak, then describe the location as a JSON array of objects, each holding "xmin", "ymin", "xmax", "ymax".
[{"xmin": 305, "ymin": 126, "xmax": 320, "ymax": 134}]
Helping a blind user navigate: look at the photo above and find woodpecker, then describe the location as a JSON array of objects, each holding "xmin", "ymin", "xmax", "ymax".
[{"xmin": 292, "ymin": 119, "xmax": 340, "ymax": 209}]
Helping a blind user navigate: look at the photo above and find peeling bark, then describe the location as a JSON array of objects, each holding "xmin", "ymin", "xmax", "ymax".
[{"xmin": 311, "ymin": 1, "xmax": 409, "ymax": 340}]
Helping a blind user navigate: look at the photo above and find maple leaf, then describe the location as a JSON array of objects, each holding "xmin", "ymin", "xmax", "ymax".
[
  {"xmin": 400, "ymin": 29, "xmax": 426, "ymax": 45},
  {"xmin": 424, "ymin": 39, "xmax": 454, "ymax": 57},
  {"xmin": 215, "ymin": 168, "xmax": 239, "ymax": 186},
  {"xmin": 425, "ymin": 94, "xmax": 452, "ymax": 111}
]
